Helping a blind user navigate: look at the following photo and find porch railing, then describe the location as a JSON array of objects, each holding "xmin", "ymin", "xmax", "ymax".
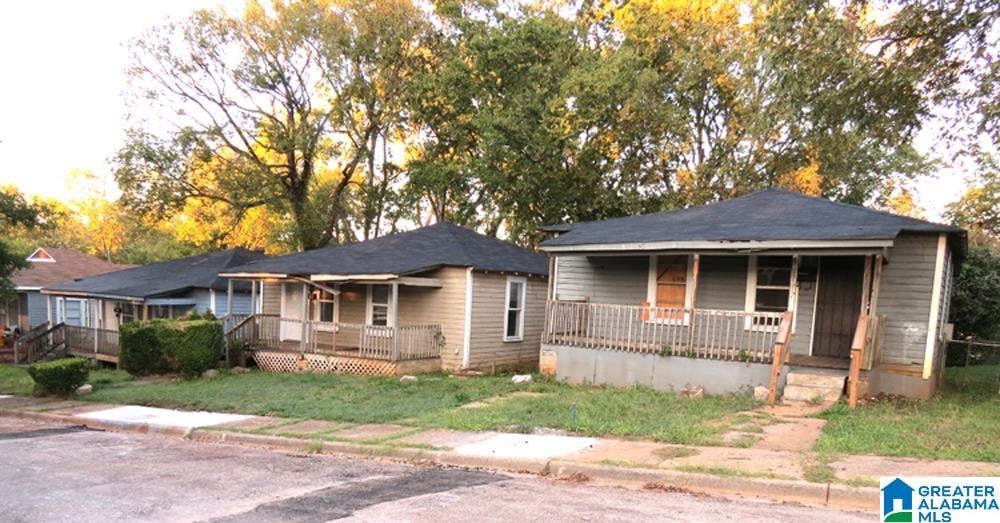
[
  {"xmin": 848, "ymin": 313, "xmax": 886, "ymax": 408},
  {"xmin": 13, "ymin": 322, "xmax": 65, "ymax": 365},
  {"xmin": 64, "ymin": 325, "xmax": 120, "ymax": 359},
  {"xmin": 543, "ymin": 300, "xmax": 786, "ymax": 363},
  {"xmin": 225, "ymin": 314, "xmax": 443, "ymax": 362}
]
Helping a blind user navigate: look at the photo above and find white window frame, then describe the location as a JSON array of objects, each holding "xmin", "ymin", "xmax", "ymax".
[
  {"xmin": 503, "ymin": 276, "xmax": 527, "ymax": 342},
  {"xmin": 56, "ymin": 297, "xmax": 89, "ymax": 326},
  {"xmin": 645, "ymin": 254, "xmax": 696, "ymax": 325},
  {"xmin": 366, "ymin": 284, "xmax": 394, "ymax": 327},
  {"xmin": 744, "ymin": 255, "xmax": 799, "ymax": 331}
]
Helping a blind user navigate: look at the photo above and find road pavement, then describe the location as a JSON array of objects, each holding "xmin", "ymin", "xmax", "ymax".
[{"xmin": 0, "ymin": 417, "xmax": 871, "ymax": 522}]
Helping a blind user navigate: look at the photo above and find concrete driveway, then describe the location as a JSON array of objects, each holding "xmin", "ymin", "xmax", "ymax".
[{"xmin": 0, "ymin": 417, "xmax": 870, "ymax": 522}]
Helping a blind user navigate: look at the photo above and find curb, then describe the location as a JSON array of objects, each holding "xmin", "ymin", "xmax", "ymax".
[
  {"xmin": 547, "ymin": 460, "xmax": 878, "ymax": 511},
  {"xmin": 0, "ymin": 409, "xmax": 875, "ymax": 511}
]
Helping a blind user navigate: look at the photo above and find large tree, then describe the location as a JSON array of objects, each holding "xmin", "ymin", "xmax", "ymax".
[
  {"xmin": 0, "ymin": 188, "xmax": 50, "ymax": 299},
  {"xmin": 115, "ymin": 0, "xmax": 429, "ymax": 250}
]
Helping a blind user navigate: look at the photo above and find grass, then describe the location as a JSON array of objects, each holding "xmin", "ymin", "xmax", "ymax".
[
  {"xmin": 417, "ymin": 385, "xmax": 760, "ymax": 445},
  {"xmin": 652, "ymin": 446, "xmax": 700, "ymax": 460},
  {"xmin": 674, "ymin": 464, "xmax": 793, "ymax": 481},
  {"xmin": 85, "ymin": 371, "xmax": 552, "ymax": 424},
  {"xmin": 815, "ymin": 366, "xmax": 1000, "ymax": 462},
  {"xmin": 0, "ymin": 364, "xmax": 132, "ymax": 396}
]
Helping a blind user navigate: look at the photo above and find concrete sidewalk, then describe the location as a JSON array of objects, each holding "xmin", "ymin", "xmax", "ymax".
[{"xmin": 3, "ymin": 395, "xmax": 998, "ymax": 512}]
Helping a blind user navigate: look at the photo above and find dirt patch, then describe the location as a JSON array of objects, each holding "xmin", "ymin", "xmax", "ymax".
[{"xmin": 459, "ymin": 391, "xmax": 548, "ymax": 410}]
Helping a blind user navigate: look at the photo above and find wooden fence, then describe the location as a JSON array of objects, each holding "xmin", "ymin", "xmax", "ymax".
[{"xmin": 543, "ymin": 300, "xmax": 786, "ymax": 363}]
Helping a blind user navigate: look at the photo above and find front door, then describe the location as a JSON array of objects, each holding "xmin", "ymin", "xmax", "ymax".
[{"xmin": 812, "ymin": 257, "xmax": 865, "ymax": 359}]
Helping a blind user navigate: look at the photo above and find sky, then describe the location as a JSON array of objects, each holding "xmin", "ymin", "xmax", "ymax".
[{"xmin": 0, "ymin": 0, "xmax": 969, "ymax": 220}]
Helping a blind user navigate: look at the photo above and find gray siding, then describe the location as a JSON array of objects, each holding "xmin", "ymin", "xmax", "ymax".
[
  {"xmin": 694, "ymin": 256, "xmax": 747, "ymax": 310},
  {"xmin": 554, "ymin": 255, "xmax": 647, "ymax": 304},
  {"xmin": 25, "ymin": 291, "xmax": 52, "ymax": 328},
  {"xmin": 212, "ymin": 289, "xmax": 253, "ymax": 316},
  {"xmin": 876, "ymin": 233, "xmax": 940, "ymax": 366},
  {"xmin": 262, "ymin": 282, "xmax": 281, "ymax": 315},
  {"xmin": 791, "ymin": 281, "xmax": 816, "ymax": 355}
]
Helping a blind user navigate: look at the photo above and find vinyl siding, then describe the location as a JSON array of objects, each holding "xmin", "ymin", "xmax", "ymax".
[
  {"xmin": 262, "ymin": 282, "xmax": 281, "ymax": 315},
  {"xmin": 694, "ymin": 256, "xmax": 747, "ymax": 310},
  {"xmin": 467, "ymin": 272, "xmax": 547, "ymax": 370},
  {"xmin": 212, "ymin": 289, "xmax": 253, "ymax": 315},
  {"xmin": 25, "ymin": 291, "xmax": 51, "ymax": 328},
  {"xmin": 875, "ymin": 233, "xmax": 940, "ymax": 366},
  {"xmin": 395, "ymin": 268, "xmax": 468, "ymax": 370},
  {"xmin": 338, "ymin": 284, "xmax": 367, "ymax": 324},
  {"xmin": 791, "ymin": 280, "xmax": 817, "ymax": 355},
  {"xmin": 553, "ymin": 255, "xmax": 647, "ymax": 304}
]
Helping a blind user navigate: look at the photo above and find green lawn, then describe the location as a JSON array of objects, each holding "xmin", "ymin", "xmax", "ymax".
[
  {"xmin": 417, "ymin": 385, "xmax": 759, "ymax": 445},
  {"xmin": 815, "ymin": 366, "xmax": 1000, "ymax": 462},
  {"xmin": 0, "ymin": 364, "xmax": 36, "ymax": 395}
]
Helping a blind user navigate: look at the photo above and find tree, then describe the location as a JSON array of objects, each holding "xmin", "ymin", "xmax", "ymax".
[
  {"xmin": 947, "ymin": 152, "xmax": 1000, "ymax": 237},
  {"xmin": 116, "ymin": 0, "xmax": 430, "ymax": 250},
  {"xmin": 950, "ymin": 240, "xmax": 1000, "ymax": 340},
  {"xmin": 0, "ymin": 187, "xmax": 50, "ymax": 299}
]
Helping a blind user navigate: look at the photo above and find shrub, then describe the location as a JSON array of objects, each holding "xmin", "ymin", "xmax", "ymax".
[
  {"xmin": 27, "ymin": 358, "xmax": 90, "ymax": 396},
  {"xmin": 174, "ymin": 320, "xmax": 223, "ymax": 378},
  {"xmin": 120, "ymin": 319, "xmax": 223, "ymax": 378}
]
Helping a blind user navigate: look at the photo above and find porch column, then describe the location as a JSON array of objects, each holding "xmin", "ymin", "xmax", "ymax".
[
  {"xmin": 250, "ymin": 281, "xmax": 257, "ymax": 316},
  {"xmin": 390, "ymin": 282, "xmax": 399, "ymax": 361},
  {"xmin": 226, "ymin": 280, "xmax": 234, "ymax": 317},
  {"xmin": 46, "ymin": 295, "xmax": 52, "ymax": 325},
  {"xmin": 870, "ymin": 254, "xmax": 884, "ymax": 315},
  {"xmin": 689, "ymin": 254, "xmax": 700, "ymax": 309},
  {"xmin": 300, "ymin": 283, "xmax": 308, "ymax": 353},
  {"xmin": 93, "ymin": 299, "xmax": 101, "ymax": 355}
]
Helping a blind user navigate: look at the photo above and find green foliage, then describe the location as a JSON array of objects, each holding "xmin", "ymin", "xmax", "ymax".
[
  {"xmin": 0, "ymin": 187, "xmax": 52, "ymax": 299},
  {"xmin": 948, "ymin": 153, "xmax": 1000, "ymax": 239},
  {"xmin": 120, "ymin": 320, "xmax": 223, "ymax": 378},
  {"xmin": 949, "ymin": 242, "xmax": 1000, "ymax": 340},
  {"xmin": 27, "ymin": 358, "xmax": 90, "ymax": 396}
]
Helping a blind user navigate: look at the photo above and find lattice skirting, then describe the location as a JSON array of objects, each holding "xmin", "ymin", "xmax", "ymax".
[{"xmin": 250, "ymin": 350, "xmax": 440, "ymax": 376}]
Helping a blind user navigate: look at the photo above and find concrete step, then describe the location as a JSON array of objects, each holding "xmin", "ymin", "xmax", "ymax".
[
  {"xmin": 782, "ymin": 384, "xmax": 843, "ymax": 403},
  {"xmin": 786, "ymin": 371, "xmax": 847, "ymax": 389}
]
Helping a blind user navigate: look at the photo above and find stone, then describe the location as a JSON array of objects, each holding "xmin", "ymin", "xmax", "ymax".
[
  {"xmin": 680, "ymin": 385, "xmax": 704, "ymax": 399},
  {"xmin": 512, "ymin": 374, "xmax": 533, "ymax": 384},
  {"xmin": 201, "ymin": 369, "xmax": 220, "ymax": 379},
  {"xmin": 400, "ymin": 375, "xmax": 418, "ymax": 382},
  {"xmin": 754, "ymin": 386, "xmax": 770, "ymax": 402},
  {"xmin": 230, "ymin": 366, "xmax": 249, "ymax": 374},
  {"xmin": 75, "ymin": 384, "xmax": 93, "ymax": 395}
]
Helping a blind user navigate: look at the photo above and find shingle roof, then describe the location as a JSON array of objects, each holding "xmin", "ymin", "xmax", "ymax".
[
  {"xmin": 12, "ymin": 248, "xmax": 132, "ymax": 288},
  {"xmin": 43, "ymin": 248, "xmax": 267, "ymax": 299},
  {"xmin": 225, "ymin": 222, "xmax": 548, "ymax": 277},
  {"xmin": 540, "ymin": 189, "xmax": 965, "ymax": 250}
]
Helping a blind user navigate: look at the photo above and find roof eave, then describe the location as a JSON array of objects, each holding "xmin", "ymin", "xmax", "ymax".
[{"xmin": 540, "ymin": 239, "xmax": 896, "ymax": 253}]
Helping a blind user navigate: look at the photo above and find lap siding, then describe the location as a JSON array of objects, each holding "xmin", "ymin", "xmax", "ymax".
[{"xmin": 468, "ymin": 271, "xmax": 547, "ymax": 370}]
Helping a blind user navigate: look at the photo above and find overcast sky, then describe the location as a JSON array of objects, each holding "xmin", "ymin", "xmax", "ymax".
[{"xmin": 0, "ymin": 0, "xmax": 968, "ymax": 220}]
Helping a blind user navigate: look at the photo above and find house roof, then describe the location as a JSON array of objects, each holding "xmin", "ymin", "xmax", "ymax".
[
  {"xmin": 539, "ymin": 189, "xmax": 966, "ymax": 253},
  {"xmin": 11, "ymin": 247, "xmax": 132, "ymax": 289},
  {"xmin": 224, "ymin": 222, "xmax": 549, "ymax": 278},
  {"xmin": 43, "ymin": 248, "xmax": 267, "ymax": 300}
]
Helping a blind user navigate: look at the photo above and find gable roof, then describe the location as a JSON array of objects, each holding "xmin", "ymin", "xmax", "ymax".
[
  {"xmin": 43, "ymin": 248, "xmax": 267, "ymax": 300},
  {"xmin": 12, "ymin": 247, "xmax": 132, "ymax": 289},
  {"xmin": 540, "ymin": 189, "xmax": 966, "ymax": 253},
  {"xmin": 224, "ymin": 222, "xmax": 548, "ymax": 278}
]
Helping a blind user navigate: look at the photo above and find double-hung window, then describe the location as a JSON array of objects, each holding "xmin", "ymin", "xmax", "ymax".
[
  {"xmin": 311, "ymin": 290, "xmax": 336, "ymax": 323},
  {"xmin": 746, "ymin": 255, "xmax": 796, "ymax": 328},
  {"xmin": 504, "ymin": 277, "xmax": 527, "ymax": 342},
  {"xmin": 369, "ymin": 285, "xmax": 391, "ymax": 326}
]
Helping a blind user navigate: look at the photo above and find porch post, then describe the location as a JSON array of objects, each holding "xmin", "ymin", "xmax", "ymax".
[
  {"xmin": 300, "ymin": 283, "xmax": 308, "ymax": 353},
  {"xmin": 46, "ymin": 295, "xmax": 52, "ymax": 325},
  {"xmin": 250, "ymin": 281, "xmax": 257, "ymax": 316},
  {"xmin": 390, "ymin": 282, "xmax": 399, "ymax": 361},
  {"xmin": 93, "ymin": 299, "xmax": 101, "ymax": 355},
  {"xmin": 870, "ymin": 254, "xmax": 884, "ymax": 316},
  {"xmin": 226, "ymin": 280, "xmax": 234, "ymax": 317},
  {"xmin": 861, "ymin": 256, "xmax": 873, "ymax": 314}
]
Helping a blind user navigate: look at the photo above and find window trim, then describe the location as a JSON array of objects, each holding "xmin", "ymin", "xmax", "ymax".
[
  {"xmin": 503, "ymin": 276, "xmax": 527, "ymax": 342},
  {"xmin": 645, "ymin": 254, "xmax": 696, "ymax": 325},
  {"xmin": 366, "ymin": 284, "xmax": 393, "ymax": 327},
  {"xmin": 744, "ymin": 255, "xmax": 799, "ymax": 332}
]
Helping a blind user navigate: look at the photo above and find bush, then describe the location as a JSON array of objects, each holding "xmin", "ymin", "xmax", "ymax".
[
  {"xmin": 28, "ymin": 358, "xmax": 90, "ymax": 396},
  {"xmin": 120, "ymin": 319, "xmax": 223, "ymax": 378}
]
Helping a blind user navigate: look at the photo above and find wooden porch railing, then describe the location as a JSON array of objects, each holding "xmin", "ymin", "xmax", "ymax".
[
  {"xmin": 224, "ymin": 314, "xmax": 443, "ymax": 362},
  {"xmin": 13, "ymin": 322, "xmax": 65, "ymax": 365},
  {"xmin": 543, "ymin": 300, "xmax": 786, "ymax": 363},
  {"xmin": 767, "ymin": 311, "xmax": 794, "ymax": 404},
  {"xmin": 847, "ymin": 313, "xmax": 886, "ymax": 408},
  {"xmin": 64, "ymin": 325, "xmax": 120, "ymax": 360}
]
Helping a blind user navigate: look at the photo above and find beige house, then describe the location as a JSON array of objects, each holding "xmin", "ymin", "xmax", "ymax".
[{"xmin": 221, "ymin": 223, "xmax": 548, "ymax": 375}]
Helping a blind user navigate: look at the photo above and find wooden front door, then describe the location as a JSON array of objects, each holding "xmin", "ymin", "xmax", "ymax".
[{"xmin": 812, "ymin": 257, "xmax": 865, "ymax": 359}]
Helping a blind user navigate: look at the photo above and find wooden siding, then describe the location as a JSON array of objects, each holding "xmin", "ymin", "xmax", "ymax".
[
  {"xmin": 467, "ymin": 271, "xmax": 547, "ymax": 370},
  {"xmin": 395, "ymin": 267, "xmax": 468, "ymax": 370},
  {"xmin": 875, "ymin": 233, "xmax": 939, "ymax": 366},
  {"xmin": 553, "ymin": 255, "xmax": 647, "ymax": 304}
]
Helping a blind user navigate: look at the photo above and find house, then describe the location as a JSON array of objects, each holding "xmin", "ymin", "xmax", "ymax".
[
  {"xmin": 220, "ymin": 222, "xmax": 548, "ymax": 375},
  {"xmin": 537, "ymin": 189, "xmax": 966, "ymax": 400},
  {"xmin": 41, "ymin": 248, "xmax": 267, "ymax": 333},
  {"xmin": 0, "ymin": 247, "xmax": 129, "ymax": 332}
]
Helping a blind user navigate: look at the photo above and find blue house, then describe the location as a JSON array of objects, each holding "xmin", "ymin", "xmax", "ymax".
[{"xmin": 41, "ymin": 249, "xmax": 266, "ymax": 332}]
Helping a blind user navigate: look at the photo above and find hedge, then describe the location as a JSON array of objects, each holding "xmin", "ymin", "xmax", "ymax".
[
  {"xmin": 120, "ymin": 320, "xmax": 223, "ymax": 378},
  {"xmin": 28, "ymin": 358, "xmax": 90, "ymax": 396}
]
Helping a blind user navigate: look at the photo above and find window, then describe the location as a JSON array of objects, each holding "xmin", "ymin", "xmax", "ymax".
[
  {"xmin": 646, "ymin": 255, "xmax": 692, "ymax": 322},
  {"xmin": 504, "ymin": 277, "xmax": 527, "ymax": 341},
  {"xmin": 369, "ymin": 285, "xmax": 391, "ymax": 326},
  {"xmin": 116, "ymin": 302, "xmax": 137, "ymax": 327},
  {"xmin": 310, "ymin": 290, "xmax": 336, "ymax": 323},
  {"xmin": 150, "ymin": 304, "xmax": 194, "ymax": 320},
  {"xmin": 746, "ymin": 256, "xmax": 796, "ymax": 328}
]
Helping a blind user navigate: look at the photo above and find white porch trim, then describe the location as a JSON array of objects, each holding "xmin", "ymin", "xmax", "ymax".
[{"xmin": 922, "ymin": 234, "xmax": 948, "ymax": 380}]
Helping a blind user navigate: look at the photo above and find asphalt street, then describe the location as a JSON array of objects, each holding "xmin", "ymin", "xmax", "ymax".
[{"xmin": 0, "ymin": 417, "xmax": 871, "ymax": 522}]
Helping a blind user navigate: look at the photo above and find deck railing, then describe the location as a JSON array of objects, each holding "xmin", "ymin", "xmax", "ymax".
[
  {"xmin": 64, "ymin": 325, "xmax": 120, "ymax": 359},
  {"xmin": 225, "ymin": 314, "xmax": 443, "ymax": 362},
  {"xmin": 543, "ymin": 300, "xmax": 786, "ymax": 363},
  {"xmin": 13, "ymin": 322, "xmax": 64, "ymax": 364},
  {"xmin": 847, "ymin": 313, "xmax": 886, "ymax": 408}
]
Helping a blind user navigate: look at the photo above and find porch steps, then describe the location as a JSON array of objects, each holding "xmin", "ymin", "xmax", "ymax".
[{"xmin": 782, "ymin": 368, "xmax": 847, "ymax": 405}]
